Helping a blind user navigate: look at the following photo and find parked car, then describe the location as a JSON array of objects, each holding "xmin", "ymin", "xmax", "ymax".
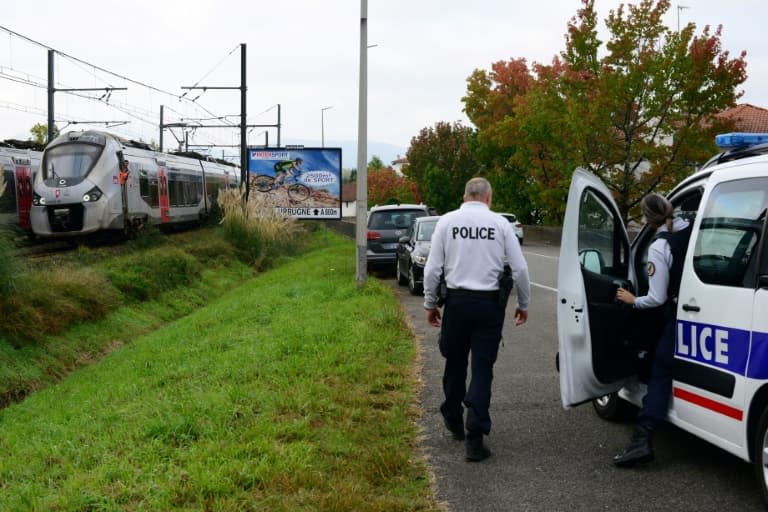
[
  {"xmin": 366, "ymin": 204, "xmax": 432, "ymax": 272},
  {"xmin": 395, "ymin": 215, "xmax": 439, "ymax": 295},
  {"xmin": 498, "ymin": 213, "xmax": 524, "ymax": 245}
]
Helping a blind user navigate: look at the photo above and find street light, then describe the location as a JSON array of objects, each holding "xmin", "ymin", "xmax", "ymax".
[{"xmin": 321, "ymin": 106, "xmax": 333, "ymax": 147}]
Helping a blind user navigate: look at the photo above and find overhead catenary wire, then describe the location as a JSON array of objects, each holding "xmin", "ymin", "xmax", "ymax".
[{"xmin": 0, "ymin": 25, "xmax": 237, "ymax": 132}]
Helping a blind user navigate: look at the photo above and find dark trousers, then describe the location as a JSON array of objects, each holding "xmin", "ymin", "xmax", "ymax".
[
  {"xmin": 439, "ymin": 295, "xmax": 505, "ymax": 436},
  {"xmin": 638, "ymin": 309, "xmax": 677, "ymax": 428}
]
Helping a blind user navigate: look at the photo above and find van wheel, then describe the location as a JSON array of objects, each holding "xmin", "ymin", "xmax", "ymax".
[
  {"xmin": 592, "ymin": 392, "xmax": 635, "ymax": 422},
  {"xmin": 752, "ymin": 406, "xmax": 768, "ymax": 506}
]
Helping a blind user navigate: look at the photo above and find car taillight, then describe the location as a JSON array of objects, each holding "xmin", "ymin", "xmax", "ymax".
[
  {"xmin": 367, "ymin": 231, "xmax": 381, "ymax": 240},
  {"xmin": 515, "ymin": 223, "xmax": 522, "ymax": 228}
]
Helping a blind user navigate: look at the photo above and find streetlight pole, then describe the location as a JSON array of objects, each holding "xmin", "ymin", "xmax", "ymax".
[
  {"xmin": 356, "ymin": 0, "xmax": 368, "ymax": 288},
  {"xmin": 321, "ymin": 106, "xmax": 333, "ymax": 148}
]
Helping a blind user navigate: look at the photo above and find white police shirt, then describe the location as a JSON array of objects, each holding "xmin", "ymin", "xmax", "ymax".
[
  {"xmin": 634, "ymin": 217, "xmax": 690, "ymax": 309},
  {"xmin": 423, "ymin": 201, "xmax": 531, "ymax": 311}
]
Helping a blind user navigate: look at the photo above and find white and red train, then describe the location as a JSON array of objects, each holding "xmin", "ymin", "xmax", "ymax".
[
  {"xmin": 29, "ymin": 130, "xmax": 240, "ymax": 238},
  {"xmin": 0, "ymin": 140, "xmax": 42, "ymax": 231}
]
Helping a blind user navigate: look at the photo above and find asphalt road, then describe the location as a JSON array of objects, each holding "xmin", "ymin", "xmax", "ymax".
[{"xmin": 384, "ymin": 243, "xmax": 765, "ymax": 512}]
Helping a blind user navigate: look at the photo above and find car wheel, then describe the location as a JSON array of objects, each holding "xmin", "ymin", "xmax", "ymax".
[
  {"xmin": 753, "ymin": 406, "xmax": 768, "ymax": 507},
  {"xmin": 396, "ymin": 258, "xmax": 408, "ymax": 286},
  {"xmin": 408, "ymin": 264, "xmax": 423, "ymax": 295},
  {"xmin": 592, "ymin": 392, "xmax": 636, "ymax": 422},
  {"xmin": 518, "ymin": 237, "xmax": 524, "ymax": 246}
]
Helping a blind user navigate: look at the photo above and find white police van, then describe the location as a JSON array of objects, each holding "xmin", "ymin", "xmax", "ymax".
[{"xmin": 557, "ymin": 132, "xmax": 768, "ymax": 505}]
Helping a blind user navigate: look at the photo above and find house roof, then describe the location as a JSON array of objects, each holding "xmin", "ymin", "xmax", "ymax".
[
  {"xmin": 341, "ymin": 182, "xmax": 357, "ymax": 201},
  {"xmin": 717, "ymin": 104, "xmax": 768, "ymax": 132}
]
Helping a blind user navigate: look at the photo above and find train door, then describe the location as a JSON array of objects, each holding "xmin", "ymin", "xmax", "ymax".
[
  {"xmin": 158, "ymin": 165, "xmax": 170, "ymax": 223},
  {"xmin": 14, "ymin": 158, "xmax": 33, "ymax": 230}
]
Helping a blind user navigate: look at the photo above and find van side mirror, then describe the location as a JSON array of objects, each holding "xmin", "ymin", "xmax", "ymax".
[{"xmin": 579, "ymin": 249, "xmax": 605, "ymax": 274}]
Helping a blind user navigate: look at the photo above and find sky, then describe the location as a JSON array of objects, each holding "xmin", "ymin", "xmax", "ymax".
[{"xmin": 1, "ymin": 0, "xmax": 767, "ymax": 167}]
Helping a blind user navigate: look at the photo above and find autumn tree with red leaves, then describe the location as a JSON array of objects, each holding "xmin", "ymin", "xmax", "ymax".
[
  {"xmin": 367, "ymin": 168, "xmax": 420, "ymax": 207},
  {"xmin": 460, "ymin": 0, "xmax": 746, "ymax": 223}
]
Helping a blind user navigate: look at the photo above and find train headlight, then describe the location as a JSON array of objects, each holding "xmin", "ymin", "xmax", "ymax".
[
  {"xmin": 82, "ymin": 186, "xmax": 103, "ymax": 203},
  {"xmin": 33, "ymin": 192, "xmax": 46, "ymax": 206}
]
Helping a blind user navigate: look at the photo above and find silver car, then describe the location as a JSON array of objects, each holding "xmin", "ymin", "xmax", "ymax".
[{"xmin": 366, "ymin": 204, "xmax": 432, "ymax": 272}]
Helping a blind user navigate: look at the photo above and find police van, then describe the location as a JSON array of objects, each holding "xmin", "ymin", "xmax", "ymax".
[{"xmin": 557, "ymin": 132, "xmax": 768, "ymax": 505}]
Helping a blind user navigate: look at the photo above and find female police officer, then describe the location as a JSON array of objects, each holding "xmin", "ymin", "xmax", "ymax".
[
  {"xmin": 423, "ymin": 177, "xmax": 531, "ymax": 462},
  {"xmin": 613, "ymin": 193, "xmax": 692, "ymax": 467}
]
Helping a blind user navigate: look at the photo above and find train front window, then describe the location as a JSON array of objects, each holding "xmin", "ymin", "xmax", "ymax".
[{"xmin": 43, "ymin": 143, "xmax": 103, "ymax": 181}]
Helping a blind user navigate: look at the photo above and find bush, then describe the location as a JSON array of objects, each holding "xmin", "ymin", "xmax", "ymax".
[
  {"xmin": 1, "ymin": 266, "xmax": 119, "ymax": 346},
  {"xmin": 104, "ymin": 247, "xmax": 201, "ymax": 301},
  {"xmin": 218, "ymin": 188, "xmax": 308, "ymax": 268},
  {"xmin": 0, "ymin": 231, "xmax": 17, "ymax": 296}
]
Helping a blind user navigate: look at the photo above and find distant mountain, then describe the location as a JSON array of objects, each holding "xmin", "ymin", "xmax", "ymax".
[{"xmin": 282, "ymin": 139, "xmax": 407, "ymax": 169}]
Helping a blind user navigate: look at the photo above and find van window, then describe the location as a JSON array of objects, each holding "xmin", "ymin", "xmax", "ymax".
[
  {"xmin": 578, "ymin": 189, "xmax": 625, "ymax": 277},
  {"xmin": 693, "ymin": 178, "xmax": 768, "ymax": 288}
]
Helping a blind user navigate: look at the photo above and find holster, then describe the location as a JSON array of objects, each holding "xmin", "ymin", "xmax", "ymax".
[
  {"xmin": 436, "ymin": 272, "xmax": 448, "ymax": 307},
  {"xmin": 498, "ymin": 264, "xmax": 514, "ymax": 308}
]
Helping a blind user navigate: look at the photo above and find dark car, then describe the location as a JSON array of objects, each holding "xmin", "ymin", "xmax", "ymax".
[
  {"xmin": 366, "ymin": 204, "xmax": 432, "ymax": 273},
  {"xmin": 395, "ymin": 215, "xmax": 439, "ymax": 295}
]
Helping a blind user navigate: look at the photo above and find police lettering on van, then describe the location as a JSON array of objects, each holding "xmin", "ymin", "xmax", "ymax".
[{"xmin": 557, "ymin": 132, "xmax": 768, "ymax": 505}]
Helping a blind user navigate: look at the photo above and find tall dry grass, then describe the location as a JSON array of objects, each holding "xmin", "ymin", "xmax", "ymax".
[
  {"xmin": 0, "ymin": 171, "xmax": 5, "ymax": 198},
  {"xmin": 218, "ymin": 188, "xmax": 307, "ymax": 267}
]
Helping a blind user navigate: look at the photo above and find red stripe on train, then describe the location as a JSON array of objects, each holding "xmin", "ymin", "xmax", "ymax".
[{"xmin": 673, "ymin": 387, "xmax": 743, "ymax": 421}]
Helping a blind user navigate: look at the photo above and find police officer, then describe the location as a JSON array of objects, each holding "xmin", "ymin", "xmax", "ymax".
[
  {"xmin": 423, "ymin": 177, "xmax": 531, "ymax": 462},
  {"xmin": 613, "ymin": 193, "xmax": 692, "ymax": 467}
]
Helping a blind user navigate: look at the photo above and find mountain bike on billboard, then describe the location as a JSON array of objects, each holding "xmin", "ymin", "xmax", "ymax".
[{"xmin": 253, "ymin": 168, "xmax": 311, "ymax": 202}]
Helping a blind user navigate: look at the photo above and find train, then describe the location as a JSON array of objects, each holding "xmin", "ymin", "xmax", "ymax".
[
  {"xmin": 30, "ymin": 130, "xmax": 240, "ymax": 238},
  {"xmin": 0, "ymin": 140, "xmax": 43, "ymax": 231}
]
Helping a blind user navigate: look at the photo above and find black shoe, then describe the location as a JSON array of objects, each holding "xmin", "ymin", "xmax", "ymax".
[
  {"xmin": 443, "ymin": 417, "xmax": 465, "ymax": 441},
  {"xmin": 465, "ymin": 433, "xmax": 491, "ymax": 462},
  {"xmin": 613, "ymin": 424, "xmax": 654, "ymax": 467}
]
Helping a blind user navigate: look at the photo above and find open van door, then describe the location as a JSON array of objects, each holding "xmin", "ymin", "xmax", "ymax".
[{"xmin": 557, "ymin": 168, "xmax": 639, "ymax": 408}]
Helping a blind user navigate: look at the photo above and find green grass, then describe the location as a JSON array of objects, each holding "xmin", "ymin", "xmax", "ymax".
[{"xmin": 0, "ymin": 231, "xmax": 439, "ymax": 511}]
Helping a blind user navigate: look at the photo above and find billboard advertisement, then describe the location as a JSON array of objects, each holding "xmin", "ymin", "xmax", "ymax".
[{"xmin": 248, "ymin": 147, "xmax": 342, "ymax": 219}]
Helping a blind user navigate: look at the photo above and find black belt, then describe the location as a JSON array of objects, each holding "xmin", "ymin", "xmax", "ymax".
[{"xmin": 447, "ymin": 288, "xmax": 498, "ymax": 299}]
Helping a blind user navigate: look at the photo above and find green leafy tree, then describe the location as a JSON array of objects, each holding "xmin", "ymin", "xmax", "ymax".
[
  {"xmin": 462, "ymin": 0, "xmax": 746, "ymax": 223},
  {"xmin": 30, "ymin": 123, "xmax": 59, "ymax": 145},
  {"xmin": 367, "ymin": 156, "xmax": 385, "ymax": 171},
  {"xmin": 406, "ymin": 121, "xmax": 479, "ymax": 214}
]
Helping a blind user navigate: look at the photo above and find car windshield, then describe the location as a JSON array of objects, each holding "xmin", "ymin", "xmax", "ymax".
[
  {"xmin": 416, "ymin": 220, "xmax": 437, "ymax": 241},
  {"xmin": 368, "ymin": 209, "xmax": 426, "ymax": 229},
  {"xmin": 43, "ymin": 143, "xmax": 103, "ymax": 180}
]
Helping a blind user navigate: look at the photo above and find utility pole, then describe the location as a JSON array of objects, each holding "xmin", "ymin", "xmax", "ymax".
[
  {"xmin": 47, "ymin": 49, "xmax": 127, "ymax": 144},
  {"xmin": 240, "ymin": 43, "xmax": 248, "ymax": 201},
  {"xmin": 159, "ymin": 105, "xmax": 164, "ymax": 152},
  {"xmin": 356, "ymin": 0, "xmax": 368, "ymax": 287},
  {"xmin": 677, "ymin": 4, "xmax": 689, "ymax": 32}
]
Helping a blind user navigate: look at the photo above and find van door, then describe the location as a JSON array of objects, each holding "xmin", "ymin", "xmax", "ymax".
[
  {"xmin": 558, "ymin": 168, "xmax": 636, "ymax": 407},
  {"xmin": 673, "ymin": 174, "xmax": 768, "ymax": 452}
]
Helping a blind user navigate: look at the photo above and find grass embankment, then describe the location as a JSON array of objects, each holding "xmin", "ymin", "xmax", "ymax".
[{"xmin": 0, "ymin": 223, "xmax": 438, "ymax": 509}]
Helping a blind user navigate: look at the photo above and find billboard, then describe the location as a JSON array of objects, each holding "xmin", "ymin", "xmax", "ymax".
[{"xmin": 248, "ymin": 147, "xmax": 342, "ymax": 219}]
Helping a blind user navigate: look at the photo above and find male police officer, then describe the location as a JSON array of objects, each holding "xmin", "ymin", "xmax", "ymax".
[{"xmin": 423, "ymin": 177, "xmax": 531, "ymax": 462}]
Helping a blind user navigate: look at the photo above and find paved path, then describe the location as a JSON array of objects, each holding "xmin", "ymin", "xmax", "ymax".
[{"xmin": 384, "ymin": 243, "xmax": 764, "ymax": 512}]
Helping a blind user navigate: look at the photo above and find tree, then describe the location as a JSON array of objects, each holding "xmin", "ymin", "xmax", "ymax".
[
  {"xmin": 462, "ymin": 0, "xmax": 746, "ymax": 224},
  {"xmin": 29, "ymin": 123, "xmax": 59, "ymax": 145},
  {"xmin": 367, "ymin": 168, "xmax": 419, "ymax": 207},
  {"xmin": 406, "ymin": 121, "xmax": 479, "ymax": 214},
  {"xmin": 367, "ymin": 155, "xmax": 385, "ymax": 171}
]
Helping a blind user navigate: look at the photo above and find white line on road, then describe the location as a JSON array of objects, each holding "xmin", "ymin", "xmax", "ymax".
[
  {"xmin": 523, "ymin": 251, "xmax": 559, "ymax": 261},
  {"xmin": 531, "ymin": 282, "xmax": 558, "ymax": 293}
]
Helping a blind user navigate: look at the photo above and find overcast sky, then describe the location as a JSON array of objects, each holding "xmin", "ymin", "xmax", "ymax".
[{"xmin": 1, "ymin": 0, "xmax": 766, "ymax": 161}]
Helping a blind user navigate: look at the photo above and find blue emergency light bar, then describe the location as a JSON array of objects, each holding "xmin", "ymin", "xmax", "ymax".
[{"xmin": 715, "ymin": 132, "xmax": 768, "ymax": 149}]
